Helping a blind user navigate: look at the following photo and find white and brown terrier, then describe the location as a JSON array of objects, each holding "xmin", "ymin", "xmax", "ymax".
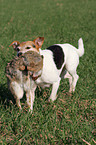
[{"xmin": 9, "ymin": 37, "xmax": 84, "ymax": 112}]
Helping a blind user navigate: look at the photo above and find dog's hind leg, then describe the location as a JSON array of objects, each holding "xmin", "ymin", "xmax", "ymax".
[
  {"xmin": 49, "ymin": 77, "xmax": 61, "ymax": 101},
  {"xmin": 65, "ymin": 53, "xmax": 79, "ymax": 92},
  {"xmin": 66, "ymin": 70, "xmax": 79, "ymax": 93},
  {"xmin": 64, "ymin": 71, "xmax": 73, "ymax": 93},
  {"xmin": 71, "ymin": 72, "xmax": 79, "ymax": 92}
]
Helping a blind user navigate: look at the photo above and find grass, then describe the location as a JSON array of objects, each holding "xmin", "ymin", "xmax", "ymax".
[{"xmin": 0, "ymin": 0, "xmax": 96, "ymax": 144}]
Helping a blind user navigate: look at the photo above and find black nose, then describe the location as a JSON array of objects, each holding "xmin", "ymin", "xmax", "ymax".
[
  {"xmin": 17, "ymin": 48, "xmax": 20, "ymax": 51},
  {"xmin": 18, "ymin": 52, "xmax": 22, "ymax": 57}
]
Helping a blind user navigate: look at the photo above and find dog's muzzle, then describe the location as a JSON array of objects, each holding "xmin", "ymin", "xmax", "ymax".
[{"xmin": 17, "ymin": 52, "xmax": 22, "ymax": 57}]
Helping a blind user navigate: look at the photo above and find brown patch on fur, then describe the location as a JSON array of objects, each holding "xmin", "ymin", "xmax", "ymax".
[
  {"xmin": 9, "ymin": 37, "xmax": 44, "ymax": 52},
  {"xmin": 33, "ymin": 37, "xmax": 44, "ymax": 51},
  {"xmin": 5, "ymin": 51, "xmax": 43, "ymax": 82}
]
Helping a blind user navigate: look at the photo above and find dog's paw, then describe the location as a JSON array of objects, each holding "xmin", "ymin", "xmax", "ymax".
[
  {"xmin": 69, "ymin": 88, "xmax": 72, "ymax": 93},
  {"xmin": 48, "ymin": 95, "xmax": 57, "ymax": 102},
  {"xmin": 29, "ymin": 108, "xmax": 33, "ymax": 114}
]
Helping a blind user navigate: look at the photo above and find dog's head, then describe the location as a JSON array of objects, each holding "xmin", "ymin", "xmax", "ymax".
[{"xmin": 9, "ymin": 37, "xmax": 44, "ymax": 56}]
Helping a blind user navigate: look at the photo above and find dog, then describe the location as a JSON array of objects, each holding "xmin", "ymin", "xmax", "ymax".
[
  {"xmin": 6, "ymin": 37, "xmax": 44, "ymax": 112},
  {"xmin": 36, "ymin": 38, "xmax": 84, "ymax": 101},
  {"xmin": 9, "ymin": 37, "xmax": 84, "ymax": 112}
]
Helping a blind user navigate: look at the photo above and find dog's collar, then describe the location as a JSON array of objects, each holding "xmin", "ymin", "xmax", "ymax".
[{"xmin": 32, "ymin": 74, "xmax": 41, "ymax": 81}]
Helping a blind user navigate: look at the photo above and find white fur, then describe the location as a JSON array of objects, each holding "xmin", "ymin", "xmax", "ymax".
[
  {"xmin": 11, "ymin": 38, "xmax": 84, "ymax": 112},
  {"xmin": 33, "ymin": 38, "xmax": 84, "ymax": 102}
]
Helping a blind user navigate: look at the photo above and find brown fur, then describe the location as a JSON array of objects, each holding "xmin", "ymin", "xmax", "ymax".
[
  {"xmin": 5, "ymin": 51, "xmax": 43, "ymax": 111},
  {"xmin": 9, "ymin": 37, "xmax": 44, "ymax": 53}
]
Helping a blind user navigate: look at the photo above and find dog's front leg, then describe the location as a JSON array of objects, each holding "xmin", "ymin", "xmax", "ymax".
[
  {"xmin": 26, "ymin": 85, "xmax": 37, "ymax": 113},
  {"xmin": 49, "ymin": 78, "xmax": 61, "ymax": 101}
]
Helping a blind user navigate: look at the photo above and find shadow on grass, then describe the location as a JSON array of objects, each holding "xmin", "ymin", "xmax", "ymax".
[
  {"xmin": 0, "ymin": 83, "xmax": 16, "ymax": 107},
  {"xmin": 0, "ymin": 83, "xmax": 50, "ymax": 108}
]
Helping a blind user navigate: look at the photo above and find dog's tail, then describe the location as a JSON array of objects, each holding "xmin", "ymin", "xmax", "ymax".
[{"xmin": 76, "ymin": 38, "xmax": 84, "ymax": 57}]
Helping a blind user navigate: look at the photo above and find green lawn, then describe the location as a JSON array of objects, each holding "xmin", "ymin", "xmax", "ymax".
[{"xmin": 0, "ymin": 0, "xmax": 96, "ymax": 144}]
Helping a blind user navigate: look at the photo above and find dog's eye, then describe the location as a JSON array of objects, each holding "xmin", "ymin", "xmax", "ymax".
[
  {"xmin": 32, "ymin": 44, "xmax": 36, "ymax": 48},
  {"xmin": 26, "ymin": 47, "xmax": 31, "ymax": 49}
]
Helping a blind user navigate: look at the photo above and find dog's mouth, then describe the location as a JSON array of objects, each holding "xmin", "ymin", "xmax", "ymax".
[{"xmin": 17, "ymin": 52, "xmax": 23, "ymax": 57}]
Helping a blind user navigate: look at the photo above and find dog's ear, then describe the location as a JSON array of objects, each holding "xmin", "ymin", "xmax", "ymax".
[
  {"xmin": 33, "ymin": 37, "xmax": 44, "ymax": 50},
  {"xmin": 9, "ymin": 41, "xmax": 20, "ymax": 50}
]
